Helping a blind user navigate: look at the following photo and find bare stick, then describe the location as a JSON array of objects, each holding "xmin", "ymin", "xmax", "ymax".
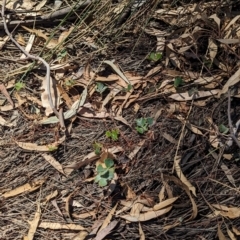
[
  {"xmin": 1, "ymin": 0, "xmax": 59, "ymax": 118},
  {"xmin": 227, "ymin": 89, "xmax": 240, "ymax": 148}
]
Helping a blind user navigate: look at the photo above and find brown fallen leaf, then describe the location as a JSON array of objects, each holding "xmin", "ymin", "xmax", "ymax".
[
  {"xmin": 72, "ymin": 231, "xmax": 89, "ymax": 240},
  {"xmin": 212, "ymin": 204, "xmax": 240, "ymax": 219},
  {"xmin": 39, "ymin": 222, "xmax": 85, "ymax": 230},
  {"xmin": 98, "ymin": 203, "xmax": 118, "ymax": 232},
  {"xmin": 72, "ymin": 210, "xmax": 96, "ymax": 219},
  {"xmin": 174, "ymin": 156, "xmax": 196, "ymax": 196},
  {"xmin": 95, "ymin": 220, "xmax": 118, "ymax": 240},
  {"xmin": 2, "ymin": 179, "xmax": 45, "ymax": 198},
  {"xmin": 0, "ymin": 84, "xmax": 14, "ymax": 106},
  {"xmin": 65, "ymin": 192, "xmax": 74, "ymax": 221},
  {"xmin": 227, "ymin": 227, "xmax": 237, "ymax": 240},
  {"xmin": 16, "ymin": 135, "xmax": 65, "ymax": 152},
  {"xmin": 42, "ymin": 154, "xmax": 65, "ymax": 175},
  {"xmin": 218, "ymin": 224, "xmax": 226, "ymax": 240},
  {"xmin": 221, "ymin": 163, "xmax": 236, "ymax": 187},
  {"xmin": 120, "ymin": 206, "xmax": 172, "ymax": 222},
  {"xmin": 169, "ymin": 90, "xmax": 219, "ymax": 101},
  {"xmin": 42, "ymin": 190, "xmax": 58, "ymax": 204},
  {"xmin": 149, "ymin": 197, "xmax": 179, "ymax": 211},
  {"xmin": 25, "ymin": 203, "xmax": 41, "ymax": 240},
  {"xmin": 163, "ymin": 174, "xmax": 198, "ymax": 220},
  {"xmin": 232, "ymin": 226, "xmax": 240, "ymax": 235}
]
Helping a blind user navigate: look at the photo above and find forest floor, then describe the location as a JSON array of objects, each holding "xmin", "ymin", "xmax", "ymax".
[{"xmin": 1, "ymin": 0, "xmax": 240, "ymax": 239}]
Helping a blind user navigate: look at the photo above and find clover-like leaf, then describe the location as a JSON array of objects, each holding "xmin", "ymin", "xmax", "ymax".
[
  {"xmin": 174, "ymin": 76, "xmax": 184, "ymax": 88},
  {"xmin": 148, "ymin": 52, "xmax": 162, "ymax": 62},
  {"xmin": 136, "ymin": 126, "xmax": 144, "ymax": 134},
  {"xmin": 94, "ymin": 174, "xmax": 102, "ymax": 183},
  {"xmin": 96, "ymin": 82, "xmax": 108, "ymax": 94},
  {"xmin": 97, "ymin": 164, "xmax": 106, "ymax": 174},
  {"xmin": 105, "ymin": 158, "xmax": 114, "ymax": 168},
  {"xmin": 108, "ymin": 168, "xmax": 115, "ymax": 179},
  {"xmin": 99, "ymin": 178, "xmax": 108, "ymax": 187},
  {"xmin": 136, "ymin": 118, "xmax": 146, "ymax": 127},
  {"xmin": 147, "ymin": 117, "xmax": 153, "ymax": 126}
]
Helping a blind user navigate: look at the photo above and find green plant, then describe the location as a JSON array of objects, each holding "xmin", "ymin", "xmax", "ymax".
[
  {"xmin": 106, "ymin": 129, "xmax": 119, "ymax": 141},
  {"xmin": 122, "ymin": 84, "xmax": 133, "ymax": 92},
  {"xmin": 15, "ymin": 81, "xmax": 25, "ymax": 91},
  {"xmin": 96, "ymin": 82, "xmax": 108, "ymax": 94},
  {"xmin": 93, "ymin": 142, "xmax": 102, "ymax": 155},
  {"xmin": 174, "ymin": 76, "xmax": 184, "ymax": 88},
  {"xmin": 95, "ymin": 158, "xmax": 115, "ymax": 187},
  {"xmin": 148, "ymin": 52, "xmax": 162, "ymax": 62},
  {"xmin": 136, "ymin": 117, "xmax": 153, "ymax": 134},
  {"xmin": 219, "ymin": 124, "xmax": 229, "ymax": 134}
]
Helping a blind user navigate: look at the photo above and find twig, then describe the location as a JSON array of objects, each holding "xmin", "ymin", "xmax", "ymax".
[
  {"xmin": 1, "ymin": 0, "xmax": 59, "ymax": 118},
  {"xmin": 0, "ymin": 0, "xmax": 93, "ymax": 29},
  {"xmin": 227, "ymin": 89, "xmax": 240, "ymax": 148}
]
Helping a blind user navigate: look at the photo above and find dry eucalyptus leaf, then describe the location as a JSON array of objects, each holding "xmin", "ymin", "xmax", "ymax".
[
  {"xmin": 120, "ymin": 206, "xmax": 172, "ymax": 222},
  {"xmin": 174, "ymin": 156, "xmax": 196, "ymax": 196},
  {"xmin": 2, "ymin": 179, "xmax": 45, "ymax": 198},
  {"xmin": 25, "ymin": 203, "xmax": 41, "ymax": 240},
  {"xmin": 39, "ymin": 222, "xmax": 86, "ymax": 230},
  {"xmin": 42, "ymin": 154, "xmax": 65, "ymax": 175}
]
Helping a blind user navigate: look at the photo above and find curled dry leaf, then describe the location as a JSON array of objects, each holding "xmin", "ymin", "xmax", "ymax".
[
  {"xmin": 103, "ymin": 60, "xmax": 130, "ymax": 85},
  {"xmin": 163, "ymin": 174, "xmax": 198, "ymax": 220},
  {"xmin": 120, "ymin": 206, "xmax": 172, "ymax": 222},
  {"xmin": 65, "ymin": 192, "xmax": 74, "ymax": 220},
  {"xmin": 0, "ymin": 84, "xmax": 14, "ymax": 106},
  {"xmin": 174, "ymin": 156, "xmax": 196, "ymax": 196},
  {"xmin": 2, "ymin": 179, "xmax": 45, "ymax": 198},
  {"xmin": 212, "ymin": 204, "xmax": 240, "ymax": 219}
]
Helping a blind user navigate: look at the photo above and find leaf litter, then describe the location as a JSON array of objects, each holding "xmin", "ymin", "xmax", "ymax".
[{"xmin": 2, "ymin": 0, "xmax": 240, "ymax": 239}]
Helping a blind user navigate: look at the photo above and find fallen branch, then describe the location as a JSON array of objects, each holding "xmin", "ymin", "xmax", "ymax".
[{"xmin": 0, "ymin": 0, "xmax": 93, "ymax": 29}]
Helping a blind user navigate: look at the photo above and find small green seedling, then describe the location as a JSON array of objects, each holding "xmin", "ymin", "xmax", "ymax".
[
  {"xmin": 106, "ymin": 129, "xmax": 119, "ymax": 141},
  {"xmin": 136, "ymin": 117, "xmax": 153, "ymax": 134},
  {"xmin": 93, "ymin": 142, "xmax": 102, "ymax": 155},
  {"xmin": 174, "ymin": 76, "xmax": 184, "ymax": 88},
  {"xmin": 96, "ymin": 82, "xmax": 108, "ymax": 94},
  {"xmin": 122, "ymin": 84, "xmax": 133, "ymax": 92},
  {"xmin": 15, "ymin": 81, "xmax": 25, "ymax": 91},
  {"xmin": 95, "ymin": 158, "xmax": 115, "ymax": 187},
  {"xmin": 219, "ymin": 124, "xmax": 229, "ymax": 134},
  {"xmin": 148, "ymin": 52, "xmax": 162, "ymax": 62}
]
